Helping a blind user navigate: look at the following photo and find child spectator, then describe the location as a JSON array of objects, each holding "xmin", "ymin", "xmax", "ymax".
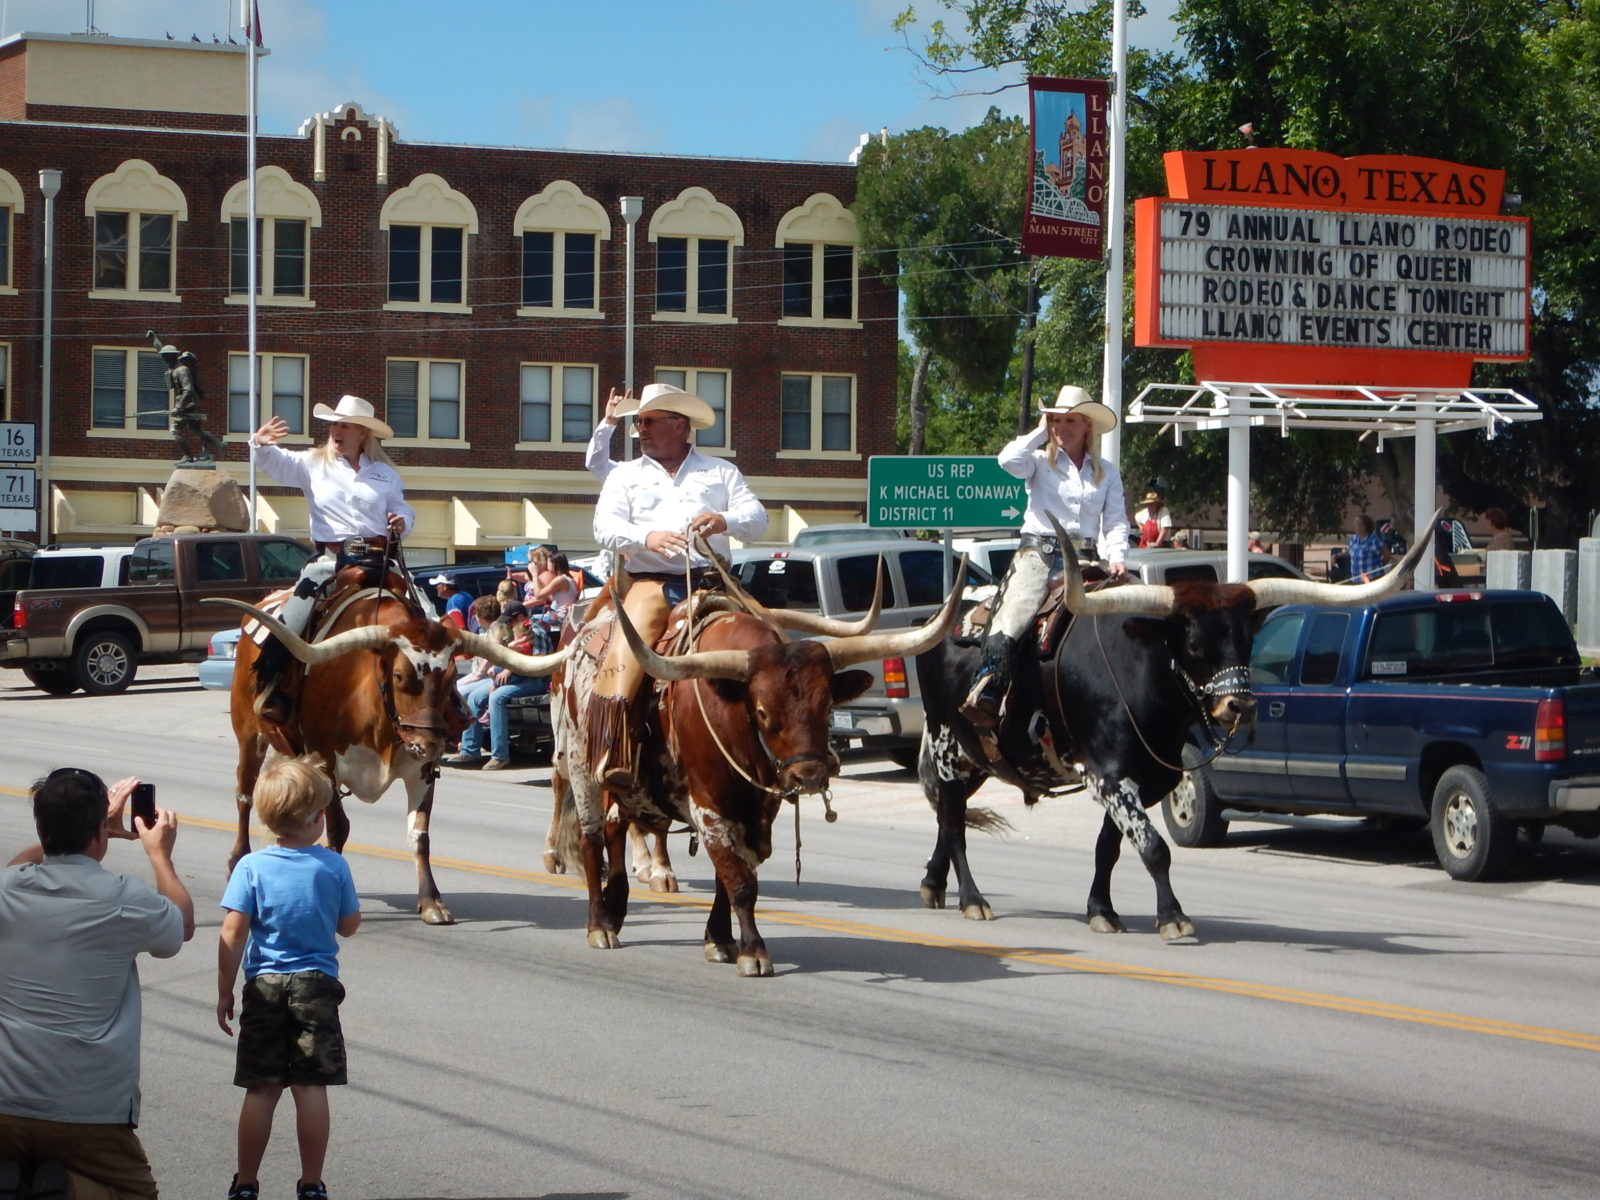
[{"xmin": 217, "ymin": 757, "xmax": 361, "ymax": 1200}]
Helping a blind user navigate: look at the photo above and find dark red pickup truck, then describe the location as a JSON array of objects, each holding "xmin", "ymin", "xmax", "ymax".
[{"xmin": 1, "ymin": 533, "xmax": 314, "ymax": 695}]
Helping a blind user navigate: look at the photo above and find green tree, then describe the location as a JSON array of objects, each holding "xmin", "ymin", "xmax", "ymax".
[
  {"xmin": 896, "ymin": 0, "xmax": 1600, "ymax": 544},
  {"xmin": 854, "ymin": 111, "xmax": 1032, "ymax": 454}
]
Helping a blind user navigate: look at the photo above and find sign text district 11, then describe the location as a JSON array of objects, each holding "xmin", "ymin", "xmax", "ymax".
[
  {"xmin": 1153, "ymin": 201, "xmax": 1529, "ymax": 356},
  {"xmin": 867, "ymin": 456, "xmax": 1024, "ymax": 528}
]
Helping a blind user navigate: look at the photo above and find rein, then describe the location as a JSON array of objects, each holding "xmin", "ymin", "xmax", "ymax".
[{"xmin": 1087, "ymin": 612, "xmax": 1250, "ymax": 773}]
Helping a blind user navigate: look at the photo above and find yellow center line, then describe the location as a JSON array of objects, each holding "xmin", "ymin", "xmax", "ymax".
[{"xmin": 13, "ymin": 801, "xmax": 1600, "ymax": 1053}]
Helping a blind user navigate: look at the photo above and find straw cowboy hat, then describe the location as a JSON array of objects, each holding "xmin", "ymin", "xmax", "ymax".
[
  {"xmin": 614, "ymin": 382, "xmax": 717, "ymax": 431},
  {"xmin": 312, "ymin": 394, "xmax": 394, "ymax": 440},
  {"xmin": 1039, "ymin": 384, "xmax": 1117, "ymax": 436},
  {"xmin": 1141, "ymin": 490, "xmax": 1165, "ymax": 506}
]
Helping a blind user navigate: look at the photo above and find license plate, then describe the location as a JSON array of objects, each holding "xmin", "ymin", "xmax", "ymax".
[{"xmin": 830, "ymin": 710, "xmax": 855, "ymax": 732}]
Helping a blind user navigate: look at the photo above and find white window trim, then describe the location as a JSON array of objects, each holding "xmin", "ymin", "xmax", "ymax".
[
  {"xmin": 776, "ymin": 372, "xmax": 860, "ymax": 460},
  {"xmin": 87, "ymin": 212, "xmax": 182, "ymax": 302},
  {"xmin": 223, "ymin": 219, "xmax": 316, "ymax": 308},
  {"xmin": 85, "ymin": 160, "xmax": 187, "ymax": 302},
  {"xmin": 385, "ymin": 356, "xmax": 468, "ymax": 444},
  {"xmin": 220, "ymin": 167, "xmax": 321, "ymax": 306},
  {"xmin": 0, "ymin": 342, "xmax": 11, "ymax": 418},
  {"xmin": 87, "ymin": 345, "xmax": 170, "ymax": 438},
  {"xmin": 379, "ymin": 174, "xmax": 477, "ymax": 314},
  {"xmin": 515, "ymin": 181, "xmax": 608, "ymax": 319},
  {"xmin": 776, "ymin": 193, "xmax": 860, "ymax": 328},
  {"xmin": 227, "ymin": 351, "xmax": 310, "ymax": 435},
  {"xmin": 654, "ymin": 366, "xmax": 733, "ymax": 456},
  {"xmin": 0, "ymin": 169, "xmax": 22, "ymax": 295},
  {"xmin": 383, "ymin": 224, "xmax": 471, "ymax": 313},
  {"xmin": 650, "ymin": 234, "xmax": 738, "ymax": 324},
  {"xmin": 777, "ymin": 242, "xmax": 862, "ymax": 329},
  {"xmin": 514, "ymin": 361, "xmax": 598, "ymax": 452}
]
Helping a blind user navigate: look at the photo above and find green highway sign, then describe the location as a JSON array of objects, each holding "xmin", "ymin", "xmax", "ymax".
[{"xmin": 867, "ymin": 455, "xmax": 1025, "ymax": 529}]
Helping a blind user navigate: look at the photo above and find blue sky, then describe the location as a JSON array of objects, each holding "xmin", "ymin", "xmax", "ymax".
[{"xmin": 3, "ymin": 0, "xmax": 1182, "ymax": 161}]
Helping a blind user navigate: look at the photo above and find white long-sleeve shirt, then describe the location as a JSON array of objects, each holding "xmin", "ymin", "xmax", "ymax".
[
  {"xmin": 250, "ymin": 440, "xmax": 414, "ymax": 543},
  {"xmin": 594, "ymin": 449, "xmax": 766, "ymax": 575},
  {"xmin": 997, "ymin": 426, "xmax": 1129, "ymax": 564},
  {"xmin": 585, "ymin": 421, "xmax": 619, "ymax": 480}
]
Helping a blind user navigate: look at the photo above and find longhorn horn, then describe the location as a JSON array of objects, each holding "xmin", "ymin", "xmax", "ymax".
[
  {"xmin": 1050, "ymin": 515, "xmax": 1177, "ymax": 617},
  {"xmin": 204, "ymin": 596, "xmax": 392, "ymax": 664},
  {"xmin": 704, "ymin": 540, "xmax": 885, "ymax": 637},
  {"xmin": 457, "ymin": 629, "xmax": 573, "ymax": 677},
  {"xmin": 616, "ymin": 595, "xmax": 752, "ymax": 682},
  {"xmin": 826, "ymin": 558, "xmax": 969, "ymax": 670},
  {"xmin": 1246, "ymin": 506, "xmax": 1441, "ymax": 608}
]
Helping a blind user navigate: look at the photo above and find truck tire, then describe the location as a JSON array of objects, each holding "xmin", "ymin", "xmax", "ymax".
[
  {"xmin": 73, "ymin": 631, "xmax": 136, "ymax": 695},
  {"xmin": 1430, "ymin": 765, "xmax": 1514, "ymax": 881},
  {"xmin": 888, "ymin": 746, "xmax": 921, "ymax": 771},
  {"xmin": 23, "ymin": 661, "xmax": 79, "ymax": 695},
  {"xmin": 1163, "ymin": 746, "xmax": 1229, "ymax": 848}
]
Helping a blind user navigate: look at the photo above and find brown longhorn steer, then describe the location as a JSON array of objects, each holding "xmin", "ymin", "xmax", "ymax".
[
  {"xmin": 211, "ymin": 592, "xmax": 567, "ymax": 924},
  {"xmin": 556, "ymin": 564, "xmax": 964, "ymax": 975}
]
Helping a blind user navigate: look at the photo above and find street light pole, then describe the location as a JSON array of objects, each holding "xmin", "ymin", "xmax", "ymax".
[
  {"xmin": 38, "ymin": 168, "xmax": 61, "ymax": 546},
  {"xmin": 620, "ymin": 195, "xmax": 642, "ymax": 461}
]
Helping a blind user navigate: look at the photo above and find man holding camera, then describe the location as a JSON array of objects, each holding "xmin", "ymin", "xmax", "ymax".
[{"xmin": 0, "ymin": 769, "xmax": 195, "ymax": 1200}]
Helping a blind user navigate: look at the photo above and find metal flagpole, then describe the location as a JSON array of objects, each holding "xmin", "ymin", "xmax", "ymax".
[
  {"xmin": 1099, "ymin": 0, "xmax": 1128, "ymax": 466},
  {"xmin": 243, "ymin": 0, "xmax": 261, "ymax": 527}
]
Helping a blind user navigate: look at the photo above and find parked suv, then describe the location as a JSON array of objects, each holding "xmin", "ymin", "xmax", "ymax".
[{"xmin": 732, "ymin": 540, "xmax": 993, "ymax": 768}]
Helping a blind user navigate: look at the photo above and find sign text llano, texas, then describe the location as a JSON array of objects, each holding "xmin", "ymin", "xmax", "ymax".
[
  {"xmin": 867, "ymin": 456, "xmax": 1024, "ymax": 529},
  {"xmin": 1153, "ymin": 202, "xmax": 1528, "ymax": 356}
]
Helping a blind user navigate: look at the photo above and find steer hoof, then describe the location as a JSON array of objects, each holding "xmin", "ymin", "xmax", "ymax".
[
  {"xmin": 587, "ymin": 929, "xmax": 622, "ymax": 949},
  {"xmin": 542, "ymin": 849, "xmax": 564, "ymax": 874},
  {"xmin": 1088, "ymin": 914, "xmax": 1126, "ymax": 934},
  {"xmin": 647, "ymin": 870, "xmax": 679, "ymax": 894},
  {"xmin": 920, "ymin": 884, "xmax": 946, "ymax": 910},
  {"xmin": 736, "ymin": 953, "xmax": 774, "ymax": 977},
  {"xmin": 1158, "ymin": 918, "xmax": 1198, "ymax": 943},
  {"xmin": 704, "ymin": 941, "xmax": 736, "ymax": 964},
  {"xmin": 418, "ymin": 901, "xmax": 455, "ymax": 926},
  {"xmin": 960, "ymin": 902, "xmax": 995, "ymax": 921}
]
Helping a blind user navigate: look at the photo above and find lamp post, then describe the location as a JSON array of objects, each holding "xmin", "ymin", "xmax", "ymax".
[
  {"xmin": 620, "ymin": 195, "xmax": 643, "ymax": 461},
  {"xmin": 38, "ymin": 168, "xmax": 61, "ymax": 546}
]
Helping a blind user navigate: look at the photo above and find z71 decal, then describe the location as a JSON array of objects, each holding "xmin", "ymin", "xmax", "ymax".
[{"xmin": 1505, "ymin": 734, "xmax": 1532, "ymax": 751}]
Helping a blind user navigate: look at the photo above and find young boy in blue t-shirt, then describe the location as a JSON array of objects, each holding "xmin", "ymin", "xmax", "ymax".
[{"xmin": 217, "ymin": 757, "xmax": 360, "ymax": 1200}]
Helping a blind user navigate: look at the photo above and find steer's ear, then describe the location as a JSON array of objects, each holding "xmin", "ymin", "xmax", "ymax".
[{"xmin": 831, "ymin": 669, "xmax": 873, "ymax": 706}]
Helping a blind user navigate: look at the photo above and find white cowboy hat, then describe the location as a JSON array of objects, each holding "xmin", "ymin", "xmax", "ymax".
[
  {"xmin": 614, "ymin": 382, "xmax": 717, "ymax": 431},
  {"xmin": 1039, "ymin": 384, "xmax": 1117, "ymax": 436},
  {"xmin": 428, "ymin": 573, "xmax": 454, "ymax": 586},
  {"xmin": 312, "ymin": 394, "xmax": 394, "ymax": 440}
]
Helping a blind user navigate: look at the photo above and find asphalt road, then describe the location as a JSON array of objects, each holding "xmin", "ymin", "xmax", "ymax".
[{"xmin": 4, "ymin": 666, "xmax": 1600, "ymax": 1200}]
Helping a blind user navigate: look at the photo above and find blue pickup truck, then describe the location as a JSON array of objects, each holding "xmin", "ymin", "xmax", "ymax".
[{"xmin": 1163, "ymin": 589, "xmax": 1600, "ymax": 880}]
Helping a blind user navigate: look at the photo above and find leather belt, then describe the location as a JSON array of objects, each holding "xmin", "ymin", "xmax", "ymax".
[
  {"xmin": 628, "ymin": 569, "xmax": 721, "ymax": 586},
  {"xmin": 318, "ymin": 536, "xmax": 389, "ymax": 555}
]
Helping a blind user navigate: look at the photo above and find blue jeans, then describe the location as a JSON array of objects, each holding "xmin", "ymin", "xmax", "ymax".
[{"xmin": 459, "ymin": 675, "xmax": 547, "ymax": 761}]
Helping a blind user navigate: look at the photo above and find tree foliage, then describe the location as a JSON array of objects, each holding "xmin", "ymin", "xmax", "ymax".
[{"xmin": 892, "ymin": 0, "xmax": 1600, "ymax": 544}]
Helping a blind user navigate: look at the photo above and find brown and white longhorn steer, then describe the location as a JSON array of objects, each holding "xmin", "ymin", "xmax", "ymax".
[
  {"xmin": 555, "ymin": 565, "xmax": 965, "ymax": 975},
  {"xmin": 211, "ymin": 591, "xmax": 567, "ymax": 924}
]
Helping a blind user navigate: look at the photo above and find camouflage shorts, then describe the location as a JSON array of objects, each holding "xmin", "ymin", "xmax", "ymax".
[{"xmin": 234, "ymin": 970, "xmax": 348, "ymax": 1088}]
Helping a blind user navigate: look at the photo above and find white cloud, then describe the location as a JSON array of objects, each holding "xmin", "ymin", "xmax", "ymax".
[{"xmin": 559, "ymin": 97, "xmax": 664, "ymax": 156}]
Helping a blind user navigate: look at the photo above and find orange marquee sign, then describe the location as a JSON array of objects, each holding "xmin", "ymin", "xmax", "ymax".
[{"xmin": 1135, "ymin": 150, "xmax": 1530, "ymax": 387}]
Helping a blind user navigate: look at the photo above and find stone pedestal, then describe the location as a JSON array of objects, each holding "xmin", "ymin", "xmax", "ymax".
[
  {"xmin": 1485, "ymin": 550, "xmax": 1530, "ymax": 591},
  {"xmin": 1531, "ymin": 548, "xmax": 1578, "ymax": 625},
  {"xmin": 154, "ymin": 469, "xmax": 249, "ymax": 534},
  {"xmin": 1578, "ymin": 539, "xmax": 1600, "ymax": 657}
]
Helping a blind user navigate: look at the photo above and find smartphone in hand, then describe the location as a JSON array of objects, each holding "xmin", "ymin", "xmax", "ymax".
[{"xmin": 130, "ymin": 782, "xmax": 157, "ymax": 830}]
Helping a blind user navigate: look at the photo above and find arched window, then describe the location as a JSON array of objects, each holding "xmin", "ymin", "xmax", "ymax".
[
  {"xmin": 515, "ymin": 181, "xmax": 610, "ymax": 318},
  {"xmin": 379, "ymin": 174, "xmax": 478, "ymax": 312},
  {"xmin": 85, "ymin": 159, "xmax": 188, "ymax": 300},
  {"xmin": 0, "ymin": 168, "xmax": 22, "ymax": 295},
  {"xmin": 776, "ymin": 193, "xmax": 859, "ymax": 326},
  {"xmin": 220, "ymin": 167, "xmax": 322, "ymax": 304},
  {"xmin": 648, "ymin": 187, "xmax": 743, "ymax": 323}
]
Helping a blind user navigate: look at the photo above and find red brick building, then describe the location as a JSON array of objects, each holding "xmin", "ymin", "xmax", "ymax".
[{"xmin": 0, "ymin": 32, "xmax": 895, "ymax": 556}]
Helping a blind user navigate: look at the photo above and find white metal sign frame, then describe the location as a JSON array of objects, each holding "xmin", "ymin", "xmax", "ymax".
[{"xmin": 1127, "ymin": 379, "xmax": 1542, "ymax": 587}]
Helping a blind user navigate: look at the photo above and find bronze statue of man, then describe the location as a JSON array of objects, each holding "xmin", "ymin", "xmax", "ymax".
[{"xmin": 147, "ymin": 330, "xmax": 225, "ymax": 465}]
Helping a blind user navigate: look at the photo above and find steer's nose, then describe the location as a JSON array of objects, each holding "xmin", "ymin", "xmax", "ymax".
[
  {"xmin": 784, "ymin": 759, "xmax": 832, "ymax": 796},
  {"xmin": 1213, "ymin": 694, "xmax": 1258, "ymax": 726}
]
